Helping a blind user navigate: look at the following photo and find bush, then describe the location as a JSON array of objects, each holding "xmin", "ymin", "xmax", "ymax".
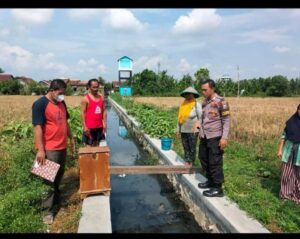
[
  {"xmin": 0, "ymin": 132, "xmax": 48, "ymax": 232},
  {"xmin": 110, "ymin": 93, "xmax": 177, "ymax": 138}
]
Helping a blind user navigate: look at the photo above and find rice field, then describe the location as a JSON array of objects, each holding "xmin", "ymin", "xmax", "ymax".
[
  {"xmin": 133, "ymin": 96, "xmax": 300, "ymax": 143},
  {"xmin": 0, "ymin": 95, "xmax": 82, "ymax": 130},
  {"xmin": 0, "ymin": 95, "xmax": 299, "ymax": 144}
]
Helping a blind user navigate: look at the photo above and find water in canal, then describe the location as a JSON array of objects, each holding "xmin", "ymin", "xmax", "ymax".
[{"xmin": 105, "ymin": 100, "xmax": 203, "ymax": 233}]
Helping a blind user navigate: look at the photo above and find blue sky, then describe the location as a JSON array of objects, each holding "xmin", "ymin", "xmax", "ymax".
[{"xmin": 0, "ymin": 8, "xmax": 300, "ymax": 82}]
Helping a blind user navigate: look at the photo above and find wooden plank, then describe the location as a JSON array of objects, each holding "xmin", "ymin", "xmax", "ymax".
[
  {"xmin": 79, "ymin": 146, "xmax": 110, "ymax": 154},
  {"xmin": 109, "ymin": 165, "xmax": 203, "ymax": 175}
]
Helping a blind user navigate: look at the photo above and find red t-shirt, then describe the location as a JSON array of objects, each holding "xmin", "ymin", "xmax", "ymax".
[
  {"xmin": 32, "ymin": 96, "xmax": 69, "ymax": 150},
  {"xmin": 85, "ymin": 94, "xmax": 104, "ymax": 129}
]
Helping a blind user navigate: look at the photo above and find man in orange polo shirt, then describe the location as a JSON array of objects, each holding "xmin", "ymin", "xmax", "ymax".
[{"xmin": 32, "ymin": 79, "xmax": 76, "ymax": 225}]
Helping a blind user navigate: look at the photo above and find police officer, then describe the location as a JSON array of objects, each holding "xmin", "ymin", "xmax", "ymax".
[{"xmin": 195, "ymin": 79, "xmax": 230, "ymax": 197}]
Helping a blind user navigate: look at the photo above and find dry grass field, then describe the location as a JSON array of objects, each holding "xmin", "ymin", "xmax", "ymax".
[
  {"xmin": 0, "ymin": 96, "xmax": 82, "ymax": 130},
  {"xmin": 133, "ymin": 96, "xmax": 300, "ymax": 143},
  {"xmin": 1, "ymin": 95, "xmax": 299, "ymax": 143}
]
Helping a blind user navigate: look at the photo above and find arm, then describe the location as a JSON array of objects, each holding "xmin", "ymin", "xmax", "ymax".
[
  {"xmin": 67, "ymin": 122, "xmax": 76, "ymax": 157},
  {"xmin": 81, "ymin": 96, "xmax": 89, "ymax": 136},
  {"xmin": 219, "ymin": 100, "xmax": 231, "ymax": 150},
  {"xmin": 193, "ymin": 102, "xmax": 202, "ymax": 132},
  {"xmin": 277, "ymin": 131, "xmax": 286, "ymax": 159},
  {"xmin": 34, "ymin": 125, "xmax": 46, "ymax": 165},
  {"xmin": 102, "ymin": 101, "xmax": 107, "ymax": 134}
]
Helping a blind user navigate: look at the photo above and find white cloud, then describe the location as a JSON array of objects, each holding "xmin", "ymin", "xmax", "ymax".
[
  {"xmin": 238, "ymin": 28, "xmax": 288, "ymax": 44},
  {"xmin": 87, "ymin": 58, "xmax": 98, "ymax": 65},
  {"xmin": 44, "ymin": 62, "xmax": 69, "ymax": 73},
  {"xmin": 77, "ymin": 58, "xmax": 107, "ymax": 74},
  {"xmin": 104, "ymin": 9, "xmax": 145, "ymax": 32},
  {"xmin": 0, "ymin": 28, "xmax": 10, "ymax": 37},
  {"xmin": 202, "ymin": 63, "xmax": 211, "ymax": 69},
  {"xmin": 179, "ymin": 58, "xmax": 191, "ymax": 73},
  {"xmin": 0, "ymin": 41, "xmax": 33, "ymax": 70},
  {"xmin": 11, "ymin": 9, "xmax": 53, "ymax": 24},
  {"xmin": 68, "ymin": 9, "xmax": 105, "ymax": 19},
  {"xmin": 172, "ymin": 9, "xmax": 221, "ymax": 34},
  {"xmin": 273, "ymin": 64, "xmax": 300, "ymax": 72},
  {"xmin": 98, "ymin": 64, "xmax": 107, "ymax": 74},
  {"xmin": 273, "ymin": 46, "xmax": 290, "ymax": 53},
  {"xmin": 134, "ymin": 55, "xmax": 163, "ymax": 72},
  {"xmin": 0, "ymin": 41, "xmax": 69, "ymax": 75}
]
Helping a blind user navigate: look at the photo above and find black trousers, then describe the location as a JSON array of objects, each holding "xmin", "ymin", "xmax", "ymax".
[
  {"xmin": 42, "ymin": 149, "xmax": 67, "ymax": 215},
  {"xmin": 199, "ymin": 136, "xmax": 224, "ymax": 187},
  {"xmin": 181, "ymin": 132, "xmax": 199, "ymax": 163}
]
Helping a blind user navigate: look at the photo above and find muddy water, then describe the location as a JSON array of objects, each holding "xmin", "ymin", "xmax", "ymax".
[{"xmin": 106, "ymin": 100, "xmax": 203, "ymax": 233}]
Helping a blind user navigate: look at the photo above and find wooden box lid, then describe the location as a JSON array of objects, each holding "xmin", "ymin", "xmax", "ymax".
[{"xmin": 78, "ymin": 146, "xmax": 110, "ymax": 154}]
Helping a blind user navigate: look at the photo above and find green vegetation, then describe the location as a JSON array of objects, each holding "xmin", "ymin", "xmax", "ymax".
[
  {"xmin": 111, "ymin": 93, "xmax": 300, "ymax": 233},
  {"xmin": 0, "ymin": 126, "xmax": 47, "ymax": 232},
  {"xmin": 120, "ymin": 67, "xmax": 300, "ymax": 97},
  {"xmin": 110, "ymin": 93, "xmax": 177, "ymax": 138},
  {"xmin": 0, "ymin": 78, "xmax": 23, "ymax": 95},
  {"xmin": 0, "ymin": 106, "xmax": 83, "ymax": 232}
]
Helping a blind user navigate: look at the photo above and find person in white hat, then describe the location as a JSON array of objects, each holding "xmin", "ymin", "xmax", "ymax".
[{"xmin": 176, "ymin": 86, "xmax": 202, "ymax": 167}]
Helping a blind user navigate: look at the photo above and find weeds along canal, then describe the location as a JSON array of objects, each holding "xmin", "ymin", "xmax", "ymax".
[{"xmin": 105, "ymin": 100, "xmax": 203, "ymax": 233}]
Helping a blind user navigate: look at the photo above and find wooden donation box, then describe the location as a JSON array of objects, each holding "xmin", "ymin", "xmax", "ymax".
[{"xmin": 78, "ymin": 146, "xmax": 111, "ymax": 198}]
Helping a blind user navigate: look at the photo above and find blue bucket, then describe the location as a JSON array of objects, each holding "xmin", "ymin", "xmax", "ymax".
[{"xmin": 161, "ymin": 137, "xmax": 172, "ymax": 150}]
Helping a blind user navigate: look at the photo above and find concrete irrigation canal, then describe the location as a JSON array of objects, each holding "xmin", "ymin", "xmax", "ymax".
[{"xmin": 78, "ymin": 97, "xmax": 270, "ymax": 233}]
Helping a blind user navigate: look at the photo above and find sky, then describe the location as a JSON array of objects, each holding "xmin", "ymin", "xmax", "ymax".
[{"xmin": 0, "ymin": 8, "xmax": 300, "ymax": 82}]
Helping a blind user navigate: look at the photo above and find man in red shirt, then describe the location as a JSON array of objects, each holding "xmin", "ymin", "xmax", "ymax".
[
  {"xmin": 32, "ymin": 79, "xmax": 76, "ymax": 225},
  {"xmin": 81, "ymin": 79, "xmax": 107, "ymax": 146}
]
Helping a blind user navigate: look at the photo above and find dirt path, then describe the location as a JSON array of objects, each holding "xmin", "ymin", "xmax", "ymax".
[{"xmin": 49, "ymin": 166, "xmax": 82, "ymax": 233}]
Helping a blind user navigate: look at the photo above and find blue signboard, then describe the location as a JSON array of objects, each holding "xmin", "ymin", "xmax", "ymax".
[
  {"xmin": 118, "ymin": 56, "xmax": 133, "ymax": 70},
  {"xmin": 120, "ymin": 87, "xmax": 132, "ymax": 96}
]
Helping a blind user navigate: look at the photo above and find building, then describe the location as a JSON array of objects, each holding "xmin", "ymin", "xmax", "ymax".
[
  {"xmin": 15, "ymin": 76, "xmax": 35, "ymax": 86},
  {"xmin": 38, "ymin": 78, "xmax": 105, "ymax": 95},
  {"xmin": 221, "ymin": 74, "xmax": 231, "ymax": 81},
  {"xmin": 0, "ymin": 74, "xmax": 14, "ymax": 82},
  {"xmin": 112, "ymin": 80, "xmax": 121, "ymax": 90}
]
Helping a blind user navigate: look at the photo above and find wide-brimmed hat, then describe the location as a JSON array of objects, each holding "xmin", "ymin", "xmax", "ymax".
[{"xmin": 180, "ymin": 86, "xmax": 200, "ymax": 98}]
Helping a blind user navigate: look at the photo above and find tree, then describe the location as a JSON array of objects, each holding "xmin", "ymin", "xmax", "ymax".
[
  {"xmin": 194, "ymin": 68, "xmax": 210, "ymax": 87},
  {"xmin": 65, "ymin": 84, "xmax": 74, "ymax": 96},
  {"xmin": 266, "ymin": 75, "xmax": 289, "ymax": 96},
  {"xmin": 0, "ymin": 79, "xmax": 22, "ymax": 95},
  {"xmin": 98, "ymin": 76, "xmax": 105, "ymax": 86},
  {"xmin": 194, "ymin": 68, "xmax": 210, "ymax": 93},
  {"xmin": 0, "ymin": 67, "xmax": 4, "ymax": 73},
  {"xmin": 178, "ymin": 74, "xmax": 193, "ymax": 92}
]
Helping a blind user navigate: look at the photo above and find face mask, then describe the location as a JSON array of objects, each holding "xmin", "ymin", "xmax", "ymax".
[{"xmin": 55, "ymin": 94, "xmax": 65, "ymax": 102}]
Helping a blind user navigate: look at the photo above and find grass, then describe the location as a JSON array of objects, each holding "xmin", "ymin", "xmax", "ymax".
[
  {"xmin": 0, "ymin": 95, "xmax": 83, "ymax": 233},
  {"xmin": 1, "ymin": 95, "xmax": 300, "ymax": 232},
  {"xmin": 133, "ymin": 96, "xmax": 300, "ymax": 143}
]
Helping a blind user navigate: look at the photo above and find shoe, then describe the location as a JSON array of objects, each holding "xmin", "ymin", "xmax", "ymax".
[
  {"xmin": 43, "ymin": 213, "xmax": 54, "ymax": 225},
  {"xmin": 203, "ymin": 188, "xmax": 224, "ymax": 197},
  {"xmin": 198, "ymin": 181, "xmax": 213, "ymax": 189}
]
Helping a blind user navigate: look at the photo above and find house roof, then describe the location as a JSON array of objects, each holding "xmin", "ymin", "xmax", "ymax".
[
  {"xmin": 0, "ymin": 74, "xmax": 13, "ymax": 82},
  {"xmin": 112, "ymin": 80, "xmax": 121, "ymax": 87},
  {"xmin": 117, "ymin": 56, "xmax": 133, "ymax": 62},
  {"xmin": 39, "ymin": 79, "xmax": 89, "ymax": 87},
  {"xmin": 16, "ymin": 76, "xmax": 35, "ymax": 84},
  {"xmin": 39, "ymin": 80, "xmax": 51, "ymax": 85}
]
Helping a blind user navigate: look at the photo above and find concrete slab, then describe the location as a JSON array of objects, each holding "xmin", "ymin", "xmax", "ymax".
[{"xmin": 78, "ymin": 195, "xmax": 112, "ymax": 233}]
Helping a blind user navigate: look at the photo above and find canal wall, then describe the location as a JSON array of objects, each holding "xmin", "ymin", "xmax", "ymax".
[{"xmin": 109, "ymin": 97, "xmax": 270, "ymax": 233}]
